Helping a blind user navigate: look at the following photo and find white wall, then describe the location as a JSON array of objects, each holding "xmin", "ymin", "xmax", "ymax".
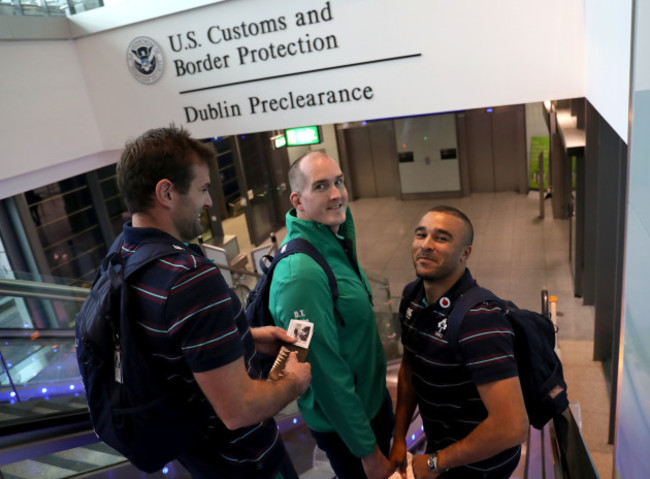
[
  {"xmin": 0, "ymin": 0, "xmax": 586, "ymax": 197},
  {"xmin": 0, "ymin": 40, "xmax": 103, "ymax": 189},
  {"xmin": 616, "ymin": 1, "xmax": 650, "ymax": 476},
  {"xmin": 617, "ymin": 91, "xmax": 650, "ymax": 479},
  {"xmin": 584, "ymin": 0, "xmax": 632, "ymax": 141}
]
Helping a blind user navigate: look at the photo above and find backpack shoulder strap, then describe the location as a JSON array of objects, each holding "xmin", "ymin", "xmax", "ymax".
[
  {"xmin": 265, "ymin": 237, "xmax": 339, "ymax": 301},
  {"xmin": 123, "ymin": 241, "xmax": 201, "ymax": 280},
  {"xmin": 447, "ymin": 286, "xmax": 501, "ymax": 350}
]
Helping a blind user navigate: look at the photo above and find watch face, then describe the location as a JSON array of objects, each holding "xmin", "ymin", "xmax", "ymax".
[{"xmin": 427, "ymin": 453, "xmax": 435, "ymax": 470}]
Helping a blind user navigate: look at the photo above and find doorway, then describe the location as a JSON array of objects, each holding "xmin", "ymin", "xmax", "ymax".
[
  {"xmin": 340, "ymin": 120, "xmax": 400, "ymax": 199},
  {"xmin": 460, "ymin": 105, "xmax": 528, "ymax": 194}
]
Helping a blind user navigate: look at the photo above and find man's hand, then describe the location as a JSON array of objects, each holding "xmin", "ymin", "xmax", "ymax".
[
  {"xmin": 251, "ymin": 326, "xmax": 296, "ymax": 355},
  {"xmin": 412, "ymin": 454, "xmax": 440, "ymax": 479},
  {"xmin": 388, "ymin": 437, "xmax": 408, "ymax": 478},
  {"xmin": 362, "ymin": 445, "xmax": 393, "ymax": 479},
  {"xmin": 283, "ymin": 352, "xmax": 311, "ymax": 396}
]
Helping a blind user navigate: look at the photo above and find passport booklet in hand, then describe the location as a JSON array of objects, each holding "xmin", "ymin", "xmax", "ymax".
[{"xmin": 268, "ymin": 319, "xmax": 313, "ymax": 380}]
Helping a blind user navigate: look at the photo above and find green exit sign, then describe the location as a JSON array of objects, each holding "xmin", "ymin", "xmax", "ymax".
[{"xmin": 284, "ymin": 126, "xmax": 321, "ymax": 146}]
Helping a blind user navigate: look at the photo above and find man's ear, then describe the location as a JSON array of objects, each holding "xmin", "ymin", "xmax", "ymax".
[
  {"xmin": 461, "ymin": 245, "xmax": 472, "ymax": 263},
  {"xmin": 154, "ymin": 179, "xmax": 175, "ymax": 208},
  {"xmin": 290, "ymin": 191, "xmax": 302, "ymax": 211}
]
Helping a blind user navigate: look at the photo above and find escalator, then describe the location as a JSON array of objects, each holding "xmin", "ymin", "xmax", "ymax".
[
  {"xmin": 0, "ymin": 275, "xmax": 130, "ymax": 478},
  {"xmin": 0, "ymin": 274, "xmax": 599, "ymax": 479},
  {"xmin": 0, "ymin": 271, "xmax": 421, "ymax": 478}
]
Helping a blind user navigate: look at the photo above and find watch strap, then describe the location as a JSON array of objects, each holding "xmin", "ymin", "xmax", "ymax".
[{"xmin": 427, "ymin": 451, "xmax": 447, "ymax": 473}]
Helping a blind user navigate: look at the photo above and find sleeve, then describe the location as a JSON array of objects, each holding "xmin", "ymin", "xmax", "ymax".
[
  {"xmin": 459, "ymin": 301, "xmax": 519, "ymax": 386},
  {"xmin": 269, "ymin": 253, "xmax": 378, "ymax": 458},
  {"xmin": 165, "ymin": 258, "xmax": 244, "ymax": 373}
]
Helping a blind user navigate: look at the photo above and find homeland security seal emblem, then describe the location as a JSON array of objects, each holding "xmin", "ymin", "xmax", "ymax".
[{"xmin": 127, "ymin": 37, "xmax": 164, "ymax": 84}]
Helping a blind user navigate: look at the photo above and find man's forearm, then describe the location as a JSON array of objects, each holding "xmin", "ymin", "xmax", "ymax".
[
  {"xmin": 424, "ymin": 377, "xmax": 529, "ymax": 472},
  {"xmin": 362, "ymin": 445, "xmax": 392, "ymax": 479},
  {"xmin": 234, "ymin": 373, "xmax": 304, "ymax": 427},
  {"xmin": 428, "ymin": 414, "xmax": 527, "ymax": 472},
  {"xmin": 194, "ymin": 355, "xmax": 310, "ymax": 430},
  {"xmin": 394, "ymin": 358, "xmax": 417, "ymax": 440}
]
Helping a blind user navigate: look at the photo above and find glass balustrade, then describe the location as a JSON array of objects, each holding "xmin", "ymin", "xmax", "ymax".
[
  {"xmin": 0, "ymin": 268, "xmax": 411, "ymax": 479},
  {"xmin": 0, "ymin": 271, "xmax": 87, "ymax": 423}
]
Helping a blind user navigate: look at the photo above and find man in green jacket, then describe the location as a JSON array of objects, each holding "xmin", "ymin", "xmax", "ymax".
[{"xmin": 269, "ymin": 151, "xmax": 394, "ymax": 479}]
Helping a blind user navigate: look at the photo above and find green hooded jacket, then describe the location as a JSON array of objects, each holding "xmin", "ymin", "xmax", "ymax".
[{"xmin": 269, "ymin": 207, "xmax": 387, "ymax": 458}]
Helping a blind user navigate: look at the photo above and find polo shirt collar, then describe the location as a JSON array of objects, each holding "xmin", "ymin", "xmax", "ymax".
[
  {"xmin": 122, "ymin": 222, "xmax": 203, "ymax": 256},
  {"xmin": 420, "ymin": 268, "xmax": 477, "ymax": 312}
]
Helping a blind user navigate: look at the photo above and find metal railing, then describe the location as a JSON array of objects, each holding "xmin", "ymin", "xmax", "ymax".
[
  {"xmin": 539, "ymin": 290, "xmax": 601, "ymax": 479},
  {"xmin": 0, "ymin": 278, "xmax": 88, "ymax": 303},
  {"xmin": 0, "ymin": 0, "xmax": 103, "ymax": 17}
]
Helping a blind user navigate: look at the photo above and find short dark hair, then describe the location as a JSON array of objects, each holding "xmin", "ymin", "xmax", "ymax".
[
  {"xmin": 117, "ymin": 125, "xmax": 214, "ymax": 213},
  {"xmin": 428, "ymin": 205, "xmax": 474, "ymax": 246}
]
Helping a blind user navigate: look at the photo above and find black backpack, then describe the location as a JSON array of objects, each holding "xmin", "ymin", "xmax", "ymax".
[
  {"xmin": 447, "ymin": 286, "xmax": 569, "ymax": 429},
  {"xmin": 75, "ymin": 237, "xmax": 203, "ymax": 473},
  {"xmin": 245, "ymin": 238, "xmax": 338, "ymax": 376}
]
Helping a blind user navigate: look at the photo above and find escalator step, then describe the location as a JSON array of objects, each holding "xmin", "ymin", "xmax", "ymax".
[
  {"xmin": 0, "ymin": 405, "xmax": 33, "ymax": 421},
  {"xmin": 54, "ymin": 444, "xmax": 125, "ymax": 467},
  {"xmin": 0, "ymin": 444, "xmax": 126, "ymax": 479},
  {"xmin": 0, "ymin": 458, "xmax": 77, "ymax": 479},
  {"xmin": 82, "ymin": 442, "xmax": 123, "ymax": 457},
  {"xmin": 28, "ymin": 400, "xmax": 84, "ymax": 413}
]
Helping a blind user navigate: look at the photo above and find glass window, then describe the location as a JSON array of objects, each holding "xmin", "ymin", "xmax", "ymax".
[
  {"xmin": 24, "ymin": 168, "xmax": 126, "ymax": 286},
  {"xmin": 97, "ymin": 163, "xmax": 129, "ymax": 237}
]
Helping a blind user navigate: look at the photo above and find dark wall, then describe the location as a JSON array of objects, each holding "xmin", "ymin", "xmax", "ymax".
[
  {"xmin": 582, "ymin": 101, "xmax": 627, "ymax": 362},
  {"xmin": 581, "ymin": 100, "xmax": 628, "ymax": 443}
]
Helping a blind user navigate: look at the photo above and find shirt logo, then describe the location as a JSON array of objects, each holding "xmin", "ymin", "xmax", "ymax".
[
  {"xmin": 439, "ymin": 297, "xmax": 451, "ymax": 309},
  {"xmin": 435, "ymin": 318, "xmax": 448, "ymax": 338},
  {"xmin": 405, "ymin": 307, "xmax": 413, "ymax": 320},
  {"xmin": 127, "ymin": 37, "xmax": 164, "ymax": 85}
]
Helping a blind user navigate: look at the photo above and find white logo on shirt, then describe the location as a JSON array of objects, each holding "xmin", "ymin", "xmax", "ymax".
[{"xmin": 435, "ymin": 318, "xmax": 448, "ymax": 338}]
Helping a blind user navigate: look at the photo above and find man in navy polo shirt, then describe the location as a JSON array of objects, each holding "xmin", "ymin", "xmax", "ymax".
[
  {"xmin": 389, "ymin": 206, "xmax": 528, "ymax": 479},
  {"xmin": 115, "ymin": 126, "xmax": 311, "ymax": 478}
]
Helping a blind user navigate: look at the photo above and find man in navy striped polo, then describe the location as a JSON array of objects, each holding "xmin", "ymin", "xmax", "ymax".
[
  {"xmin": 115, "ymin": 126, "xmax": 311, "ymax": 478},
  {"xmin": 389, "ymin": 206, "xmax": 528, "ymax": 479}
]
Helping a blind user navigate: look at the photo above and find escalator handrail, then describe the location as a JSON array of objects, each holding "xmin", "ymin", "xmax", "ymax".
[
  {"xmin": 0, "ymin": 408, "xmax": 91, "ymax": 439},
  {"xmin": 0, "ymin": 328, "xmax": 75, "ymax": 338},
  {"xmin": 0, "ymin": 278, "xmax": 89, "ymax": 303},
  {"xmin": 541, "ymin": 289, "xmax": 550, "ymax": 318},
  {"xmin": 552, "ymin": 407, "xmax": 601, "ymax": 479}
]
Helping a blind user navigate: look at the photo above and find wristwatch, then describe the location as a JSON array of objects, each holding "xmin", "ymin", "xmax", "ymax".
[{"xmin": 427, "ymin": 450, "xmax": 447, "ymax": 473}]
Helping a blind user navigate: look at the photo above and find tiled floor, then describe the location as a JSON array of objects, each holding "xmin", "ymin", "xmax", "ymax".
[{"xmin": 224, "ymin": 191, "xmax": 613, "ymax": 479}]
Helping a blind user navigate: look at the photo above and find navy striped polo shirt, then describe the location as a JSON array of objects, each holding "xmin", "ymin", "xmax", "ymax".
[
  {"xmin": 121, "ymin": 224, "xmax": 284, "ymax": 476},
  {"xmin": 400, "ymin": 270, "xmax": 521, "ymax": 478}
]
